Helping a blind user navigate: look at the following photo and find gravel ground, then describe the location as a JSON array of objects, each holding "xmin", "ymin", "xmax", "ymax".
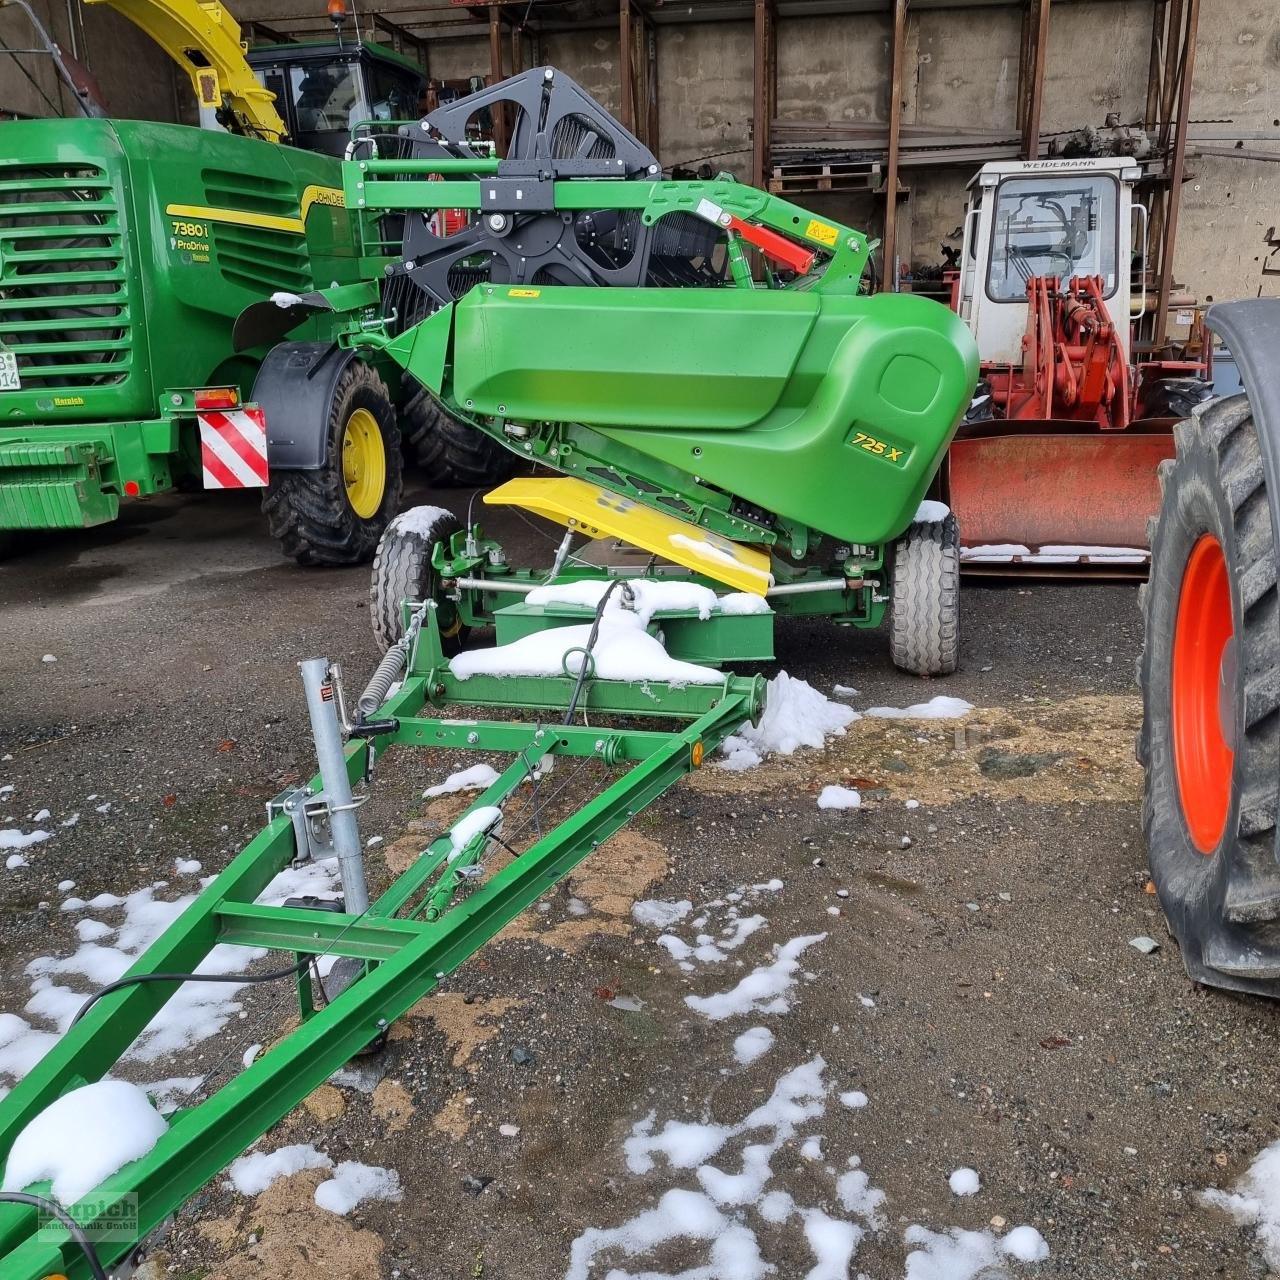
[{"xmin": 0, "ymin": 484, "xmax": 1276, "ymax": 1280}]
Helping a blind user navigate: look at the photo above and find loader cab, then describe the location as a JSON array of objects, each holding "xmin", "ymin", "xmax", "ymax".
[
  {"xmin": 199, "ymin": 40, "xmax": 427, "ymax": 157},
  {"xmin": 955, "ymin": 157, "xmax": 1143, "ymax": 366}
]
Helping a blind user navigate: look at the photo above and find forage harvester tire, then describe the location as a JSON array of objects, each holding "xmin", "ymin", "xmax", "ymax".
[
  {"xmin": 369, "ymin": 506, "xmax": 469, "ymax": 654},
  {"xmin": 889, "ymin": 512, "xmax": 960, "ymax": 676},
  {"xmin": 1138, "ymin": 393, "xmax": 1280, "ymax": 995},
  {"xmin": 401, "ymin": 379, "xmax": 519, "ymax": 489},
  {"xmin": 263, "ymin": 360, "xmax": 403, "ymax": 567}
]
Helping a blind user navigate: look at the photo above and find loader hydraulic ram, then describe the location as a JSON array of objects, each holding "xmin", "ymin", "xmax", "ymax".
[{"xmin": 0, "ymin": 71, "xmax": 978, "ymax": 1277}]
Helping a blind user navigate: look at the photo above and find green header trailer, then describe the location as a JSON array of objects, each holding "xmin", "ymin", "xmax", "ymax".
[{"xmin": 0, "ymin": 69, "xmax": 978, "ymax": 1277}]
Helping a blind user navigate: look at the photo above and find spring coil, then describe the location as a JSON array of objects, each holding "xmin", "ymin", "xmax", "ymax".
[{"xmin": 357, "ymin": 644, "xmax": 408, "ymax": 719}]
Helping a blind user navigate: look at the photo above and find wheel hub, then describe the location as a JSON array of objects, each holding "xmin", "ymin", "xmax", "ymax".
[
  {"xmin": 342, "ymin": 408, "xmax": 386, "ymax": 519},
  {"xmin": 1172, "ymin": 534, "xmax": 1235, "ymax": 854}
]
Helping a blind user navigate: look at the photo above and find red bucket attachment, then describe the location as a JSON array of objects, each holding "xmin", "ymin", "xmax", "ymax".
[{"xmin": 944, "ymin": 420, "xmax": 1176, "ymax": 574}]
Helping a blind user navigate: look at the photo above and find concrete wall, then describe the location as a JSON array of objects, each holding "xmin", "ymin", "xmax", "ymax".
[
  {"xmin": 1, "ymin": 0, "xmax": 180, "ymax": 122},
  {"xmin": 5, "ymin": 0, "xmax": 1280, "ymax": 307}
]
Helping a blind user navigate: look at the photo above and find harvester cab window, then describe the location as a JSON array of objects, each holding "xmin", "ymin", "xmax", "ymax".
[
  {"xmin": 288, "ymin": 59, "xmax": 366, "ymax": 154},
  {"xmin": 987, "ymin": 174, "xmax": 1118, "ymax": 302}
]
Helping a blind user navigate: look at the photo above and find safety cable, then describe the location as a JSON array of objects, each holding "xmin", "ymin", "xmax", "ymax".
[
  {"xmin": 0, "ymin": 1192, "xmax": 109, "ymax": 1280},
  {"xmin": 562, "ymin": 578, "xmax": 625, "ymax": 726}
]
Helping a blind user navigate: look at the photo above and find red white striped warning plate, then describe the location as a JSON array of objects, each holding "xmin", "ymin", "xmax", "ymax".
[{"xmin": 198, "ymin": 408, "xmax": 269, "ymax": 489}]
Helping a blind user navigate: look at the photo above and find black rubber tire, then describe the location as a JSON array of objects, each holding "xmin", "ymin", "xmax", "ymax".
[
  {"xmin": 401, "ymin": 379, "xmax": 519, "ymax": 489},
  {"xmin": 263, "ymin": 361, "xmax": 403, "ymax": 567},
  {"xmin": 889, "ymin": 513, "xmax": 960, "ymax": 676},
  {"xmin": 961, "ymin": 377, "xmax": 996, "ymax": 425},
  {"xmin": 1138, "ymin": 394, "xmax": 1280, "ymax": 995},
  {"xmin": 1139, "ymin": 375, "xmax": 1215, "ymax": 422},
  {"xmin": 369, "ymin": 506, "xmax": 469, "ymax": 654}
]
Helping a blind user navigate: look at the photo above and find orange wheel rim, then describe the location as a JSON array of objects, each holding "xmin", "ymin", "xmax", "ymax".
[{"xmin": 1172, "ymin": 534, "xmax": 1235, "ymax": 854}]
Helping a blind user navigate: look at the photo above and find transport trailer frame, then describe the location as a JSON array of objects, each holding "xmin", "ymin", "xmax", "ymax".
[{"xmin": 0, "ymin": 601, "xmax": 762, "ymax": 1279}]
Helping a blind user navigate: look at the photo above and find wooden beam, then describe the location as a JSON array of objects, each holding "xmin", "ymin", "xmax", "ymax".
[
  {"xmin": 620, "ymin": 0, "xmax": 636, "ymax": 133},
  {"xmin": 1154, "ymin": 0, "xmax": 1200, "ymax": 348},
  {"xmin": 645, "ymin": 18, "xmax": 659, "ymax": 151},
  {"xmin": 488, "ymin": 5, "xmax": 507, "ymax": 155},
  {"xmin": 880, "ymin": 0, "xmax": 907, "ymax": 291},
  {"xmin": 1021, "ymin": 0, "xmax": 1050, "ymax": 161},
  {"xmin": 1145, "ymin": 0, "xmax": 1167, "ymax": 130},
  {"xmin": 751, "ymin": 0, "xmax": 775, "ymax": 189}
]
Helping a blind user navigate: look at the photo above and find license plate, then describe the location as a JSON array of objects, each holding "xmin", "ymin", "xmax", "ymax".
[{"xmin": 0, "ymin": 351, "xmax": 19, "ymax": 392}]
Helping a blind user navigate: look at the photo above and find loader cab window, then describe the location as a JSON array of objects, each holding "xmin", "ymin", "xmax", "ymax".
[{"xmin": 987, "ymin": 174, "xmax": 1118, "ymax": 302}]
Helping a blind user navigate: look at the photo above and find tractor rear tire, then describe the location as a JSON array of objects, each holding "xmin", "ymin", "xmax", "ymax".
[
  {"xmin": 264, "ymin": 361, "xmax": 403, "ymax": 567},
  {"xmin": 889, "ymin": 513, "xmax": 960, "ymax": 676},
  {"xmin": 1138, "ymin": 394, "xmax": 1280, "ymax": 995},
  {"xmin": 1139, "ymin": 375, "xmax": 1215, "ymax": 422},
  {"xmin": 369, "ymin": 506, "xmax": 469, "ymax": 655},
  {"xmin": 401, "ymin": 379, "xmax": 519, "ymax": 489}
]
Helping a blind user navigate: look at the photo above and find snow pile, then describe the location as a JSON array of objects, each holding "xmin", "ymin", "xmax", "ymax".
[
  {"xmin": 686, "ymin": 933, "xmax": 827, "ymax": 1021},
  {"xmin": 949, "ymin": 1166, "xmax": 981, "ymax": 1196},
  {"xmin": 864, "ymin": 695, "xmax": 973, "ymax": 720},
  {"xmin": 227, "ymin": 1145, "xmax": 401, "ymax": 1215},
  {"xmin": 914, "ymin": 499, "xmax": 951, "ymax": 523},
  {"xmin": 817, "ymin": 785, "xmax": 861, "ymax": 810},
  {"xmin": 315, "ymin": 1161, "xmax": 403, "ymax": 1215},
  {"xmin": 450, "ymin": 612, "xmax": 721, "ymax": 686},
  {"xmin": 0, "ymin": 828, "xmax": 50, "ymax": 852},
  {"xmin": 446, "ymin": 806, "xmax": 502, "ymax": 862},
  {"xmin": 526, "ymin": 578, "xmax": 772, "ymax": 626},
  {"xmin": 632, "ymin": 899, "xmax": 692, "ymax": 930},
  {"xmin": 903, "ymin": 1223, "xmax": 1049, "ymax": 1277},
  {"xmin": 424, "ymin": 764, "xmax": 499, "ymax": 798},
  {"xmin": 173, "ymin": 858, "xmax": 202, "ymax": 876},
  {"xmin": 228, "ymin": 1143, "xmax": 333, "ymax": 1196},
  {"xmin": 1200, "ymin": 1139, "xmax": 1280, "ymax": 1268},
  {"xmin": 732, "ymin": 1026, "xmax": 775, "ymax": 1066},
  {"xmin": 384, "ymin": 505, "xmax": 453, "ymax": 538},
  {"xmin": 719, "ymin": 672, "xmax": 857, "ymax": 771},
  {"xmin": 3, "ymin": 1080, "xmax": 167, "ymax": 1205},
  {"xmin": 839, "ymin": 1090, "xmax": 868, "ymax": 1110}
]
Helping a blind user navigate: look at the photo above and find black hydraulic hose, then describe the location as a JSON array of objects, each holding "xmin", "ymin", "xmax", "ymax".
[
  {"xmin": 0, "ymin": 1191, "xmax": 109, "ymax": 1280},
  {"xmin": 70, "ymin": 958, "xmax": 309, "ymax": 1029}
]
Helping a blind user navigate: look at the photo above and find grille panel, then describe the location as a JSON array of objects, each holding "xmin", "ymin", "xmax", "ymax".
[{"xmin": 0, "ymin": 163, "xmax": 132, "ymax": 391}]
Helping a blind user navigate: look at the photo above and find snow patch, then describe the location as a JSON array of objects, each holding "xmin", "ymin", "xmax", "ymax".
[
  {"xmin": 949, "ymin": 1166, "xmax": 981, "ymax": 1196},
  {"xmin": 864, "ymin": 696, "xmax": 974, "ymax": 720},
  {"xmin": 817, "ymin": 785, "xmax": 861, "ymax": 810},
  {"xmin": 450, "ymin": 613, "xmax": 721, "ymax": 686},
  {"xmin": 1201, "ymin": 1139, "xmax": 1280, "ymax": 1269},
  {"xmin": 227, "ymin": 1143, "xmax": 332, "ymax": 1196},
  {"xmin": 903, "ymin": 1224, "xmax": 1049, "ymax": 1278},
  {"xmin": 384, "ymin": 505, "xmax": 453, "ymax": 538},
  {"xmin": 719, "ymin": 672, "xmax": 857, "ymax": 770},
  {"xmin": 424, "ymin": 764, "xmax": 500, "ymax": 798},
  {"xmin": 2, "ymin": 1080, "xmax": 167, "ymax": 1206},
  {"xmin": 685, "ymin": 933, "xmax": 826, "ymax": 1021},
  {"xmin": 314, "ymin": 1161, "xmax": 403, "ymax": 1215},
  {"xmin": 632, "ymin": 899, "xmax": 693, "ymax": 930},
  {"xmin": 0, "ymin": 828, "xmax": 50, "ymax": 851},
  {"xmin": 732, "ymin": 1026, "xmax": 775, "ymax": 1066},
  {"xmin": 914, "ymin": 499, "xmax": 951, "ymax": 523}
]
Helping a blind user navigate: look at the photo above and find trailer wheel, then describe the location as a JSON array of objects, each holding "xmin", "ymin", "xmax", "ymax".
[
  {"xmin": 263, "ymin": 361, "xmax": 403, "ymax": 567},
  {"xmin": 1138, "ymin": 394, "xmax": 1280, "ymax": 995},
  {"xmin": 889, "ymin": 512, "xmax": 960, "ymax": 676},
  {"xmin": 370, "ymin": 506, "xmax": 468, "ymax": 654},
  {"xmin": 401, "ymin": 379, "xmax": 518, "ymax": 488}
]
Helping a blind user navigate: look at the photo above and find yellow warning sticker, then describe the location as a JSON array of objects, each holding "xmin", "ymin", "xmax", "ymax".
[
  {"xmin": 508, "ymin": 288, "xmax": 541, "ymax": 298},
  {"xmin": 804, "ymin": 219, "xmax": 839, "ymax": 247}
]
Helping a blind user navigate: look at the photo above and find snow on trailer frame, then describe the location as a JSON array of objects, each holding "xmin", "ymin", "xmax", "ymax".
[{"xmin": 0, "ymin": 595, "xmax": 762, "ymax": 1279}]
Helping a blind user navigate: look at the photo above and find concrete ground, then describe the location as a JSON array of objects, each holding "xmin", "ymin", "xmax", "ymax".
[{"xmin": 0, "ymin": 484, "xmax": 1276, "ymax": 1279}]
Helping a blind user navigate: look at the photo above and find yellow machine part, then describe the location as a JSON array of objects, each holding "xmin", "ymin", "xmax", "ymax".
[
  {"xmin": 485, "ymin": 477, "xmax": 773, "ymax": 596},
  {"xmin": 85, "ymin": 0, "xmax": 287, "ymax": 141}
]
